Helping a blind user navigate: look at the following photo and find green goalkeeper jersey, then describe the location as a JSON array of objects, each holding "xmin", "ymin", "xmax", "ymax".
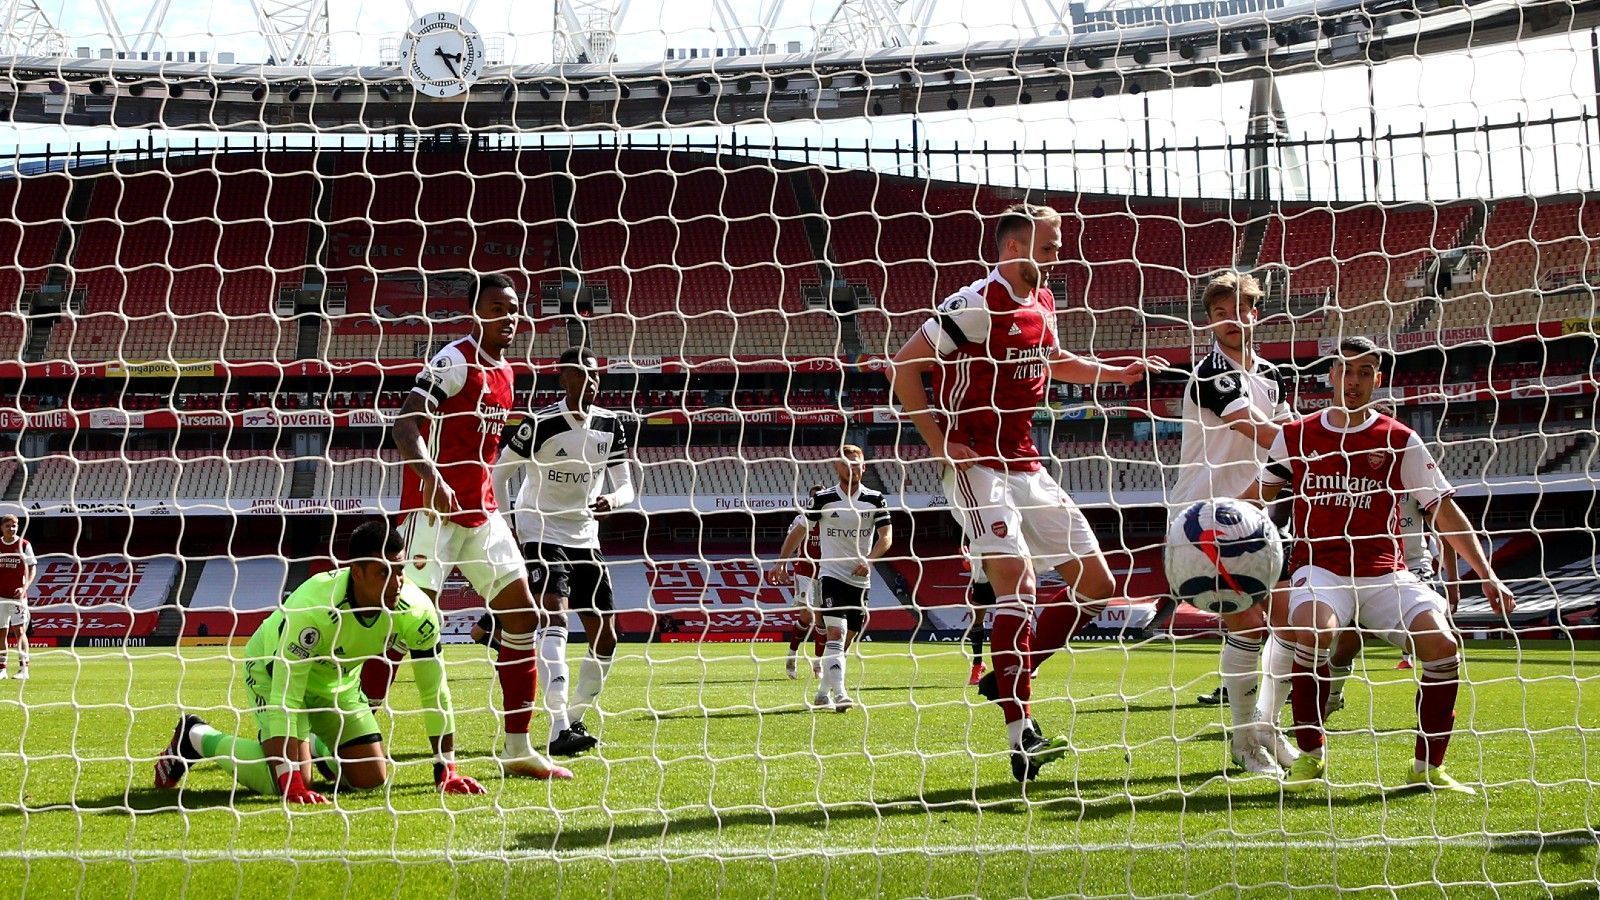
[{"xmin": 242, "ymin": 568, "xmax": 452, "ymax": 740}]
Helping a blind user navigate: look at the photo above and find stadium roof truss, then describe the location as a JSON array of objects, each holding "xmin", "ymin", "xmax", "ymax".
[{"xmin": 0, "ymin": 0, "xmax": 1594, "ymax": 132}]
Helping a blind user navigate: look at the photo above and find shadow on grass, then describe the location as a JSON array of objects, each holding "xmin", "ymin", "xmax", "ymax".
[
  {"xmin": 648, "ymin": 706, "xmax": 818, "ymax": 721},
  {"xmin": 506, "ymin": 770, "xmax": 1397, "ymax": 852}
]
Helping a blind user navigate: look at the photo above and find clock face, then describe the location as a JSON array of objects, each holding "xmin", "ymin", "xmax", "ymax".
[{"xmin": 398, "ymin": 12, "xmax": 485, "ymax": 99}]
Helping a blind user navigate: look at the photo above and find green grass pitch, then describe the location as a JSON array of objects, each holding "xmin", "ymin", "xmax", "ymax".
[{"xmin": 0, "ymin": 640, "xmax": 1596, "ymax": 897}]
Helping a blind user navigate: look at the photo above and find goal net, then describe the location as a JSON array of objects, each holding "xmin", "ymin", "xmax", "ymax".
[{"xmin": 0, "ymin": 1, "xmax": 1597, "ymax": 895}]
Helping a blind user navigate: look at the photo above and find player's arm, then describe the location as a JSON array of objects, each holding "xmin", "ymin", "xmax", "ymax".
[
  {"xmin": 1240, "ymin": 428, "xmax": 1291, "ymax": 505},
  {"xmin": 1402, "ymin": 432, "xmax": 1514, "ymax": 614},
  {"xmin": 1439, "ymin": 536, "xmax": 1462, "ymax": 614},
  {"xmin": 396, "ymin": 392, "xmax": 459, "ymax": 517},
  {"xmin": 263, "ymin": 607, "xmax": 332, "ymax": 803},
  {"xmin": 592, "ymin": 418, "xmax": 636, "ymax": 514},
  {"xmin": 1047, "ymin": 347, "xmax": 1168, "ymax": 387},
  {"xmin": 1191, "ymin": 364, "xmax": 1281, "ymax": 450},
  {"xmin": 765, "ymin": 515, "xmax": 813, "ymax": 586},
  {"xmin": 1429, "ymin": 497, "xmax": 1513, "ymax": 614},
  {"xmin": 15, "ymin": 542, "xmax": 34, "ymax": 599},
  {"xmin": 888, "ymin": 292, "xmax": 993, "ymax": 468},
  {"xmin": 857, "ymin": 497, "xmax": 894, "ymax": 577},
  {"xmin": 396, "ymin": 351, "xmax": 471, "ymax": 516},
  {"xmin": 888, "ymin": 328, "xmax": 959, "ymax": 462},
  {"xmin": 405, "ymin": 608, "xmax": 484, "ymax": 794}
]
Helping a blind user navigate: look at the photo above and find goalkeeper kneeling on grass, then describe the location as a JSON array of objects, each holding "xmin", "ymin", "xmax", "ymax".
[{"xmin": 154, "ymin": 521, "xmax": 485, "ymax": 802}]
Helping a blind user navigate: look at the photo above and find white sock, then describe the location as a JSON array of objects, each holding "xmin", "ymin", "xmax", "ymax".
[
  {"xmin": 503, "ymin": 731, "xmax": 533, "ymax": 759},
  {"xmin": 1006, "ymin": 718, "xmax": 1028, "ymax": 748},
  {"xmin": 17, "ymin": 637, "xmax": 26, "ymax": 667},
  {"xmin": 1256, "ymin": 636, "xmax": 1297, "ymax": 726},
  {"xmin": 1219, "ymin": 635, "xmax": 1264, "ymax": 729},
  {"xmin": 187, "ymin": 721, "xmax": 220, "ymax": 756},
  {"xmin": 538, "ymin": 627, "xmax": 571, "ymax": 741},
  {"xmin": 569, "ymin": 653, "xmax": 613, "ymax": 724},
  {"xmin": 1328, "ymin": 662, "xmax": 1354, "ymax": 700},
  {"xmin": 822, "ymin": 638, "xmax": 846, "ymax": 695}
]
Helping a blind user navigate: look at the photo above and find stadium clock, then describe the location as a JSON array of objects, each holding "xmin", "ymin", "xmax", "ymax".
[{"xmin": 398, "ymin": 12, "xmax": 485, "ymax": 98}]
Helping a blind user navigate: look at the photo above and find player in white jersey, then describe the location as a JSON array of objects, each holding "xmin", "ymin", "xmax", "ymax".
[
  {"xmin": 493, "ymin": 347, "xmax": 636, "ymax": 757},
  {"xmin": 1169, "ymin": 273, "xmax": 1300, "ymax": 774},
  {"xmin": 766, "ymin": 446, "xmax": 892, "ymax": 711},
  {"xmin": 0, "ymin": 515, "xmax": 36, "ymax": 681}
]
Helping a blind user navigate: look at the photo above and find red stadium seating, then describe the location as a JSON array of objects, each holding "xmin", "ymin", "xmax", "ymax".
[
  {"xmin": 0, "ymin": 172, "xmax": 70, "ymax": 308},
  {"xmin": 1257, "ymin": 203, "xmax": 1472, "ymax": 304}
]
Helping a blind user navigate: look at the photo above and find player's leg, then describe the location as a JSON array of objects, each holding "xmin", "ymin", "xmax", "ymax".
[
  {"xmin": 16, "ymin": 613, "xmax": 31, "ymax": 679},
  {"xmin": 1252, "ymin": 577, "xmax": 1298, "ymax": 729},
  {"xmin": 359, "ymin": 648, "xmax": 405, "ymax": 708},
  {"xmin": 946, "ymin": 464, "xmax": 1066, "ymax": 780},
  {"xmin": 1363, "ymin": 573, "xmax": 1471, "ymax": 793},
  {"xmin": 786, "ymin": 587, "xmax": 813, "ymax": 678},
  {"xmin": 570, "ymin": 608, "xmax": 614, "ymax": 733},
  {"xmin": 1283, "ymin": 568, "xmax": 1352, "ymax": 790},
  {"xmin": 157, "ymin": 670, "xmax": 299, "ymax": 796},
  {"xmin": 1324, "ymin": 628, "xmax": 1364, "ymax": 716},
  {"xmin": 1022, "ymin": 470, "xmax": 1113, "ymax": 673},
  {"xmin": 966, "ymin": 593, "xmax": 991, "ymax": 685},
  {"xmin": 0, "ymin": 623, "xmax": 13, "ymax": 677},
  {"xmin": 526, "ymin": 545, "xmax": 576, "ymax": 753},
  {"xmin": 308, "ymin": 694, "xmax": 388, "ymax": 791},
  {"xmin": 1212, "ymin": 603, "xmax": 1279, "ymax": 775},
  {"xmin": 550, "ymin": 550, "xmax": 617, "ymax": 756},
  {"xmin": 454, "ymin": 518, "xmax": 569, "ymax": 780},
  {"xmin": 817, "ymin": 579, "xmax": 864, "ymax": 711}
]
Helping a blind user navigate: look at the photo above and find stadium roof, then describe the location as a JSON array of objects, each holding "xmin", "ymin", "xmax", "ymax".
[{"xmin": 0, "ymin": 0, "xmax": 1593, "ymax": 132}]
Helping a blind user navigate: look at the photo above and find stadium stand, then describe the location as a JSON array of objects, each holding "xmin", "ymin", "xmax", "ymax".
[
  {"xmin": 46, "ymin": 155, "xmax": 314, "ymax": 363},
  {"xmin": 183, "ymin": 556, "xmax": 289, "ymax": 637},
  {"xmin": 19, "ymin": 450, "xmax": 293, "ymax": 506},
  {"xmin": 572, "ymin": 153, "xmax": 831, "ymax": 359},
  {"xmin": 1257, "ymin": 203, "xmax": 1473, "ymax": 303}
]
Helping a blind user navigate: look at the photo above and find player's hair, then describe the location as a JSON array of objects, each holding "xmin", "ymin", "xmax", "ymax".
[
  {"xmin": 347, "ymin": 521, "xmax": 403, "ymax": 564},
  {"xmin": 0, "ymin": 514, "xmax": 15, "ymax": 526},
  {"xmin": 995, "ymin": 202, "xmax": 1061, "ymax": 250},
  {"xmin": 1201, "ymin": 271, "xmax": 1264, "ymax": 314},
  {"xmin": 559, "ymin": 346, "xmax": 599, "ymax": 368},
  {"xmin": 468, "ymin": 272, "xmax": 517, "ymax": 307},
  {"xmin": 1336, "ymin": 336, "xmax": 1386, "ymax": 368},
  {"xmin": 840, "ymin": 443, "xmax": 865, "ymax": 460}
]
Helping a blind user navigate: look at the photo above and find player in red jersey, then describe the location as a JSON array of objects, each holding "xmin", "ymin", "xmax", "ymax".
[
  {"xmin": 1245, "ymin": 337, "xmax": 1514, "ymax": 794},
  {"xmin": 383, "ymin": 273, "xmax": 570, "ymax": 780},
  {"xmin": 768, "ymin": 484, "xmax": 826, "ymax": 680},
  {"xmin": 887, "ymin": 202, "xmax": 1167, "ymax": 782},
  {"xmin": 0, "ymin": 515, "xmax": 35, "ymax": 680}
]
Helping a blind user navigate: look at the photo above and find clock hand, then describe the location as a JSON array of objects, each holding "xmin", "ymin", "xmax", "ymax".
[{"xmin": 433, "ymin": 46, "xmax": 461, "ymax": 80}]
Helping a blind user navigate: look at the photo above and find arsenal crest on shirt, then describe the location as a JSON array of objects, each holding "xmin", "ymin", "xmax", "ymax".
[{"xmin": 1367, "ymin": 451, "xmax": 1386, "ymax": 470}]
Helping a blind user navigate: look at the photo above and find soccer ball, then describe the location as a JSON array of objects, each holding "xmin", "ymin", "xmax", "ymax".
[{"xmin": 1164, "ymin": 499, "xmax": 1284, "ymax": 615}]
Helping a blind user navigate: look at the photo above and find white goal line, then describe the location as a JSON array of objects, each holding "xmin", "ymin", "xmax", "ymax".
[{"xmin": 9, "ymin": 833, "xmax": 1596, "ymax": 862}]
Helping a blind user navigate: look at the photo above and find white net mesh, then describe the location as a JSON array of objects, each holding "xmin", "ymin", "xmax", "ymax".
[{"xmin": 0, "ymin": 0, "xmax": 1598, "ymax": 894}]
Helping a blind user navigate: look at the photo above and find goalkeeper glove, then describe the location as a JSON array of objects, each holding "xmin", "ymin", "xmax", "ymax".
[
  {"xmin": 435, "ymin": 762, "xmax": 486, "ymax": 795},
  {"xmin": 277, "ymin": 768, "xmax": 329, "ymax": 805}
]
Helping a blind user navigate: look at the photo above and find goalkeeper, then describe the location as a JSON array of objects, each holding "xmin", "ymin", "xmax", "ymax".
[{"xmin": 154, "ymin": 521, "xmax": 485, "ymax": 802}]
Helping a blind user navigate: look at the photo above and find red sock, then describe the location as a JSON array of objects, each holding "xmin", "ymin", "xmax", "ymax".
[
  {"xmin": 1030, "ymin": 599, "xmax": 1102, "ymax": 671},
  {"xmin": 788, "ymin": 623, "xmax": 805, "ymax": 652},
  {"xmin": 359, "ymin": 650, "xmax": 403, "ymax": 705},
  {"xmin": 496, "ymin": 644, "xmax": 538, "ymax": 735},
  {"xmin": 1415, "ymin": 656, "xmax": 1461, "ymax": 767},
  {"xmin": 989, "ymin": 611, "xmax": 1033, "ymax": 726},
  {"xmin": 1289, "ymin": 654, "xmax": 1330, "ymax": 754},
  {"xmin": 814, "ymin": 633, "xmax": 826, "ymax": 658}
]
